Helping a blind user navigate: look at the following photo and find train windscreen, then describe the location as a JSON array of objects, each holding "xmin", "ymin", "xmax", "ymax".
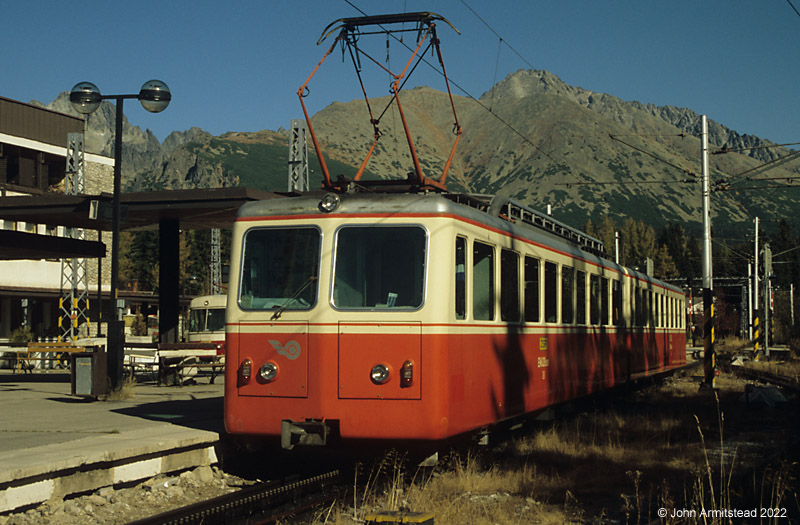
[
  {"xmin": 239, "ymin": 227, "xmax": 320, "ymax": 310},
  {"xmin": 333, "ymin": 226, "xmax": 426, "ymax": 309},
  {"xmin": 190, "ymin": 308, "xmax": 225, "ymax": 333}
]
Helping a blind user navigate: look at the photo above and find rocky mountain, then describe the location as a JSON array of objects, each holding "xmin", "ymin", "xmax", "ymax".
[
  {"xmin": 306, "ymin": 69, "xmax": 800, "ymax": 236},
  {"xmin": 37, "ymin": 69, "xmax": 800, "ymax": 237}
]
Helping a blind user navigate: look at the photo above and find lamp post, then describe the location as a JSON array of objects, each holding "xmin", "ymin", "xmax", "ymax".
[{"xmin": 69, "ymin": 80, "xmax": 171, "ymax": 391}]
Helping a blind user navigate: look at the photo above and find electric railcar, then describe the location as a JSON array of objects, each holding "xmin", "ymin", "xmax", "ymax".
[
  {"xmin": 223, "ymin": 191, "xmax": 686, "ymax": 448},
  {"xmin": 188, "ymin": 294, "xmax": 227, "ymax": 355}
]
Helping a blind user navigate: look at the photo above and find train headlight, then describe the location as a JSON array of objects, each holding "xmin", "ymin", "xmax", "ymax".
[
  {"xmin": 400, "ymin": 360, "xmax": 414, "ymax": 388},
  {"xmin": 319, "ymin": 193, "xmax": 341, "ymax": 213},
  {"xmin": 370, "ymin": 364, "xmax": 390, "ymax": 385},
  {"xmin": 259, "ymin": 362, "xmax": 279, "ymax": 383}
]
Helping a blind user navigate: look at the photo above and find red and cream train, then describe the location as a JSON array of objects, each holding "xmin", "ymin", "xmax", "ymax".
[{"xmin": 223, "ymin": 191, "xmax": 686, "ymax": 447}]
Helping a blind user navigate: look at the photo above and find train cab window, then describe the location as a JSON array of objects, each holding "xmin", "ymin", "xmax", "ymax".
[
  {"xmin": 601, "ymin": 277, "xmax": 609, "ymax": 326},
  {"xmin": 524, "ymin": 256, "xmax": 540, "ymax": 322},
  {"xmin": 334, "ymin": 226, "xmax": 426, "ymax": 309},
  {"xmin": 473, "ymin": 241, "xmax": 495, "ymax": 320},
  {"xmin": 239, "ymin": 227, "xmax": 320, "ymax": 311},
  {"xmin": 561, "ymin": 265, "xmax": 574, "ymax": 324},
  {"xmin": 590, "ymin": 274, "xmax": 600, "ymax": 325},
  {"xmin": 455, "ymin": 237, "xmax": 467, "ymax": 320},
  {"xmin": 575, "ymin": 270, "xmax": 586, "ymax": 325},
  {"xmin": 612, "ymin": 280, "xmax": 622, "ymax": 326},
  {"xmin": 501, "ymin": 250, "xmax": 520, "ymax": 322},
  {"xmin": 544, "ymin": 262, "xmax": 557, "ymax": 323}
]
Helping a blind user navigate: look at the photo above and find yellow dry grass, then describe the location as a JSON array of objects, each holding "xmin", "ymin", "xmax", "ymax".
[{"xmin": 303, "ymin": 371, "xmax": 798, "ymax": 524}]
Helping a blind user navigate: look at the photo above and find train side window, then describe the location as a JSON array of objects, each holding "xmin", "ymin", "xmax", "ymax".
[
  {"xmin": 544, "ymin": 261, "xmax": 557, "ymax": 323},
  {"xmin": 612, "ymin": 279, "xmax": 622, "ymax": 326},
  {"xmin": 575, "ymin": 270, "xmax": 586, "ymax": 325},
  {"xmin": 561, "ymin": 265, "xmax": 574, "ymax": 324},
  {"xmin": 590, "ymin": 274, "xmax": 600, "ymax": 325},
  {"xmin": 524, "ymin": 256, "xmax": 540, "ymax": 322},
  {"xmin": 473, "ymin": 241, "xmax": 495, "ymax": 321},
  {"xmin": 601, "ymin": 277, "xmax": 609, "ymax": 326},
  {"xmin": 635, "ymin": 287, "xmax": 642, "ymax": 327},
  {"xmin": 501, "ymin": 249, "xmax": 520, "ymax": 322},
  {"xmin": 455, "ymin": 237, "xmax": 467, "ymax": 320},
  {"xmin": 648, "ymin": 291, "xmax": 654, "ymax": 327}
]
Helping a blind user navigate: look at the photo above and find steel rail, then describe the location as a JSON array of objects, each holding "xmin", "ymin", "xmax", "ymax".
[{"xmin": 128, "ymin": 470, "xmax": 340, "ymax": 525}]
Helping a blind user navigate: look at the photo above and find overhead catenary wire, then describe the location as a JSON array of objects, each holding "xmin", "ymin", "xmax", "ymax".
[
  {"xmin": 557, "ymin": 178, "xmax": 696, "ymax": 188},
  {"xmin": 341, "ymin": 0, "xmax": 559, "ymax": 164},
  {"xmin": 787, "ymin": 0, "xmax": 800, "ymax": 19},
  {"xmin": 458, "ymin": 0, "xmax": 535, "ymax": 70},
  {"xmin": 609, "ymin": 134, "xmax": 698, "ymax": 178}
]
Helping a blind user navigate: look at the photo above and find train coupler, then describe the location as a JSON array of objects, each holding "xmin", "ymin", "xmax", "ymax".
[{"xmin": 281, "ymin": 419, "xmax": 330, "ymax": 449}]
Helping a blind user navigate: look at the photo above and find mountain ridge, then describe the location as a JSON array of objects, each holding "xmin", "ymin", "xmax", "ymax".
[{"xmin": 36, "ymin": 68, "xmax": 800, "ymax": 237}]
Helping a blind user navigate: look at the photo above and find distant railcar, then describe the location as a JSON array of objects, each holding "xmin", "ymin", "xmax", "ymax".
[
  {"xmin": 188, "ymin": 294, "xmax": 226, "ymax": 355},
  {"xmin": 223, "ymin": 192, "xmax": 686, "ymax": 447}
]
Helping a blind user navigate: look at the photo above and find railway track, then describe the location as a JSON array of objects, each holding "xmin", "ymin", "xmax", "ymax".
[{"xmin": 128, "ymin": 470, "xmax": 341, "ymax": 525}]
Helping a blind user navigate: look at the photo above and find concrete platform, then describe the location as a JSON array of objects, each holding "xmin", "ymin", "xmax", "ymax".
[{"xmin": 0, "ymin": 370, "xmax": 225, "ymax": 513}]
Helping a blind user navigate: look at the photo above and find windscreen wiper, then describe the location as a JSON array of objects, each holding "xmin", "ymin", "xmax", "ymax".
[{"xmin": 270, "ymin": 276, "xmax": 318, "ymax": 320}]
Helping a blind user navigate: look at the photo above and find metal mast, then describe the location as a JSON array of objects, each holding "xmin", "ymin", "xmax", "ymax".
[
  {"xmin": 288, "ymin": 119, "xmax": 309, "ymax": 192},
  {"xmin": 210, "ymin": 228, "xmax": 222, "ymax": 295},
  {"xmin": 60, "ymin": 132, "xmax": 90, "ymax": 341},
  {"xmin": 700, "ymin": 115, "xmax": 715, "ymax": 387}
]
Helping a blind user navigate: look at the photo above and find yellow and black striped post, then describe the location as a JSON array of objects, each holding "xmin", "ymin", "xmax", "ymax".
[
  {"xmin": 703, "ymin": 287, "xmax": 715, "ymax": 388},
  {"xmin": 753, "ymin": 310, "xmax": 760, "ymax": 361}
]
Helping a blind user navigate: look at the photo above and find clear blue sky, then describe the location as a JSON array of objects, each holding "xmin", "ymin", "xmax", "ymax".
[{"xmin": 4, "ymin": 1, "xmax": 800, "ymax": 145}]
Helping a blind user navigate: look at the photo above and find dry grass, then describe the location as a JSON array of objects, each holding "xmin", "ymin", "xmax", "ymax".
[
  {"xmin": 746, "ymin": 359, "xmax": 800, "ymax": 380},
  {"xmin": 102, "ymin": 374, "xmax": 136, "ymax": 401},
  {"xmin": 304, "ymin": 371, "xmax": 799, "ymax": 524}
]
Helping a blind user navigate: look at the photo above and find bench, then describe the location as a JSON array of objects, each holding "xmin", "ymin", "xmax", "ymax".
[
  {"xmin": 7, "ymin": 342, "xmax": 88, "ymax": 373},
  {"xmin": 155, "ymin": 343, "xmax": 224, "ymax": 386}
]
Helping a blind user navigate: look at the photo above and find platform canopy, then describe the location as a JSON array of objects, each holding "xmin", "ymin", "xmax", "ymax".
[{"xmin": 0, "ymin": 187, "xmax": 278, "ymax": 259}]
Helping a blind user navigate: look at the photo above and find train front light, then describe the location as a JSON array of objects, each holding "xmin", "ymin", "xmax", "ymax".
[
  {"xmin": 319, "ymin": 193, "xmax": 341, "ymax": 213},
  {"xmin": 260, "ymin": 362, "xmax": 279, "ymax": 383},
  {"xmin": 240, "ymin": 358, "xmax": 253, "ymax": 384},
  {"xmin": 400, "ymin": 360, "xmax": 414, "ymax": 388},
  {"xmin": 370, "ymin": 364, "xmax": 390, "ymax": 385}
]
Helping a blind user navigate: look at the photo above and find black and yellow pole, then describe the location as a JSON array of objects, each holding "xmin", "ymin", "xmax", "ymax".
[
  {"xmin": 753, "ymin": 310, "xmax": 760, "ymax": 361},
  {"xmin": 703, "ymin": 287, "xmax": 715, "ymax": 387}
]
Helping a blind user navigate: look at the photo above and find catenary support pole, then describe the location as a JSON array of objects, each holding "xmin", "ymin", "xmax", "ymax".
[{"xmin": 701, "ymin": 115, "xmax": 715, "ymax": 387}]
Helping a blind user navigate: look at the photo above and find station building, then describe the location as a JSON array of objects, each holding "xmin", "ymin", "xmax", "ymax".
[{"xmin": 0, "ymin": 96, "xmax": 113, "ymax": 342}]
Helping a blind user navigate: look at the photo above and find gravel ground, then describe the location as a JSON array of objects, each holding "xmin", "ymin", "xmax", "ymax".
[{"xmin": 0, "ymin": 465, "xmax": 257, "ymax": 525}]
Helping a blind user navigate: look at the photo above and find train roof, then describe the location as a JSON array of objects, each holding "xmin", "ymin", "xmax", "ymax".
[{"xmin": 237, "ymin": 192, "xmax": 681, "ymax": 293}]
